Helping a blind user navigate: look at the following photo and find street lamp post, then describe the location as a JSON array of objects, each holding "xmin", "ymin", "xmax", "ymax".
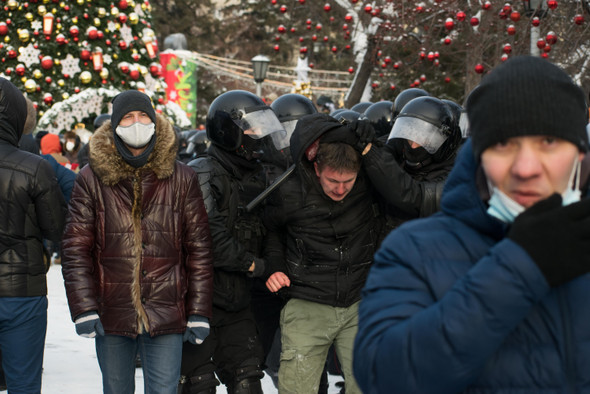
[
  {"xmin": 522, "ymin": 0, "xmax": 548, "ymax": 56},
  {"xmin": 251, "ymin": 55, "xmax": 270, "ymax": 97}
]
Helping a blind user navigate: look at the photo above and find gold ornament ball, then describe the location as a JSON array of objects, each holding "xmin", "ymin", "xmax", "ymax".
[
  {"xmin": 129, "ymin": 13, "xmax": 139, "ymax": 25},
  {"xmin": 57, "ymin": 79, "xmax": 65, "ymax": 87},
  {"xmin": 38, "ymin": 5, "xmax": 47, "ymax": 16},
  {"xmin": 80, "ymin": 71, "xmax": 92, "ymax": 84},
  {"xmin": 24, "ymin": 79, "xmax": 37, "ymax": 93},
  {"xmin": 54, "ymin": 59, "xmax": 60, "ymax": 66},
  {"xmin": 76, "ymin": 0, "xmax": 84, "ymax": 5},
  {"xmin": 43, "ymin": 0, "xmax": 51, "ymax": 3},
  {"xmin": 139, "ymin": 65, "xmax": 148, "ymax": 76},
  {"xmin": 94, "ymin": 18, "xmax": 101, "ymax": 27},
  {"xmin": 60, "ymin": 2, "xmax": 66, "ymax": 8},
  {"xmin": 62, "ymin": 92, "xmax": 70, "ymax": 100},
  {"xmin": 128, "ymin": 0, "xmax": 136, "ymax": 7},
  {"xmin": 19, "ymin": 29, "xmax": 31, "ymax": 42},
  {"xmin": 111, "ymin": 7, "xmax": 120, "ymax": 17},
  {"xmin": 113, "ymin": 54, "xmax": 118, "ymax": 60},
  {"xmin": 4, "ymin": 36, "xmax": 10, "ymax": 43},
  {"xmin": 72, "ymin": 17, "xmax": 78, "ymax": 24},
  {"xmin": 21, "ymin": 77, "xmax": 28, "ymax": 84},
  {"xmin": 7, "ymin": 0, "xmax": 18, "ymax": 11},
  {"xmin": 141, "ymin": 3, "xmax": 151, "ymax": 12},
  {"xmin": 52, "ymin": 8, "xmax": 57, "ymax": 14},
  {"xmin": 98, "ymin": 8, "xmax": 106, "ymax": 18},
  {"xmin": 99, "ymin": 68, "xmax": 109, "ymax": 79},
  {"xmin": 25, "ymin": 13, "xmax": 34, "ymax": 22},
  {"xmin": 56, "ymin": 23, "xmax": 62, "ymax": 30},
  {"xmin": 33, "ymin": 70, "xmax": 43, "ymax": 79}
]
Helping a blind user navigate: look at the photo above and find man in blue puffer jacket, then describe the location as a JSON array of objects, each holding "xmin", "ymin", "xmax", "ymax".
[{"xmin": 354, "ymin": 55, "xmax": 590, "ymax": 393}]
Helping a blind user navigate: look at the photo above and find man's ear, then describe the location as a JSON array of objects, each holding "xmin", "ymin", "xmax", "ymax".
[{"xmin": 314, "ymin": 161, "xmax": 320, "ymax": 177}]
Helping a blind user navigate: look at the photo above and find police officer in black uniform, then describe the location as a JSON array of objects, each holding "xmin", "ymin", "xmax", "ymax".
[{"xmin": 180, "ymin": 90, "xmax": 286, "ymax": 394}]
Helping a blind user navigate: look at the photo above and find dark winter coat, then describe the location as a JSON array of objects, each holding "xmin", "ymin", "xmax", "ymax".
[
  {"xmin": 264, "ymin": 114, "xmax": 382, "ymax": 308},
  {"xmin": 0, "ymin": 78, "xmax": 67, "ymax": 297},
  {"xmin": 363, "ymin": 142, "xmax": 456, "ymax": 225},
  {"xmin": 354, "ymin": 140, "xmax": 590, "ymax": 393},
  {"xmin": 61, "ymin": 114, "xmax": 213, "ymax": 338},
  {"xmin": 188, "ymin": 145, "xmax": 268, "ymax": 312}
]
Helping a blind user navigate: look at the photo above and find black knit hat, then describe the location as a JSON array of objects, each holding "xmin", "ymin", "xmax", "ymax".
[
  {"xmin": 467, "ymin": 55, "xmax": 589, "ymax": 158},
  {"xmin": 110, "ymin": 90, "xmax": 157, "ymax": 130}
]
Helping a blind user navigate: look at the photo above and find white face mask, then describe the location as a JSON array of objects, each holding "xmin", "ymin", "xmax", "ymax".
[
  {"xmin": 65, "ymin": 141, "xmax": 76, "ymax": 152},
  {"xmin": 115, "ymin": 122, "xmax": 155, "ymax": 148},
  {"xmin": 486, "ymin": 155, "xmax": 582, "ymax": 223}
]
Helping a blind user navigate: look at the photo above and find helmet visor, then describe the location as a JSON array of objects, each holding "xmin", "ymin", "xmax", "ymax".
[
  {"xmin": 271, "ymin": 119, "xmax": 298, "ymax": 150},
  {"xmin": 459, "ymin": 110, "xmax": 470, "ymax": 138},
  {"xmin": 388, "ymin": 116, "xmax": 448, "ymax": 154},
  {"xmin": 233, "ymin": 106, "xmax": 286, "ymax": 145}
]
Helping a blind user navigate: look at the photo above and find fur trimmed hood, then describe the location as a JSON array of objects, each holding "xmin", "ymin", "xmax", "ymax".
[{"xmin": 89, "ymin": 113, "xmax": 178, "ymax": 185}]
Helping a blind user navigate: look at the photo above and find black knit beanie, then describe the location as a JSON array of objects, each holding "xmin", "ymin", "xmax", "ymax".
[
  {"xmin": 110, "ymin": 90, "xmax": 157, "ymax": 130},
  {"xmin": 467, "ymin": 55, "xmax": 589, "ymax": 158}
]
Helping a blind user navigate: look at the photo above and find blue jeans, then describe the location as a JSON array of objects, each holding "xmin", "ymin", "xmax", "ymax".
[
  {"xmin": 96, "ymin": 333, "xmax": 183, "ymax": 394},
  {"xmin": 0, "ymin": 296, "xmax": 47, "ymax": 394}
]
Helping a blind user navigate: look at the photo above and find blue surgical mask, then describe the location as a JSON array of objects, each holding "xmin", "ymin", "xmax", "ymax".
[
  {"xmin": 486, "ymin": 156, "xmax": 582, "ymax": 223},
  {"xmin": 561, "ymin": 156, "xmax": 581, "ymax": 206},
  {"xmin": 487, "ymin": 186, "xmax": 525, "ymax": 223}
]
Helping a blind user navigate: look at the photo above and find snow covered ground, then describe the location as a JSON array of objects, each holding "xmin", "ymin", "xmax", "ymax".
[{"xmin": 41, "ymin": 265, "xmax": 344, "ymax": 393}]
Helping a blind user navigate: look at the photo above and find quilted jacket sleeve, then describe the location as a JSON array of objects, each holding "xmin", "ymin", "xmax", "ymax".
[
  {"xmin": 181, "ymin": 166, "xmax": 214, "ymax": 319},
  {"xmin": 353, "ymin": 219, "xmax": 551, "ymax": 394},
  {"xmin": 61, "ymin": 168, "xmax": 99, "ymax": 321}
]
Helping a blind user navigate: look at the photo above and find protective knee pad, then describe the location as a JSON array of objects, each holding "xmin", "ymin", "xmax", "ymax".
[
  {"xmin": 229, "ymin": 361, "xmax": 264, "ymax": 394},
  {"xmin": 178, "ymin": 372, "xmax": 219, "ymax": 394},
  {"xmin": 230, "ymin": 377, "xmax": 263, "ymax": 394}
]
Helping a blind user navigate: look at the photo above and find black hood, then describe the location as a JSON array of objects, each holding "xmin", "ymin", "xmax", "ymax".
[
  {"xmin": 0, "ymin": 78, "xmax": 27, "ymax": 146},
  {"xmin": 289, "ymin": 113, "xmax": 349, "ymax": 168}
]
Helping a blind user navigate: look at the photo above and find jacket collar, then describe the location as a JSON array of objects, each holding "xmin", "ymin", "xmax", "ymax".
[
  {"xmin": 440, "ymin": 139, "xmax": 507, "ymax": 240},
  {"xmin": 88, "ymin": 113, "xmax": 178, "ymax": 186}
]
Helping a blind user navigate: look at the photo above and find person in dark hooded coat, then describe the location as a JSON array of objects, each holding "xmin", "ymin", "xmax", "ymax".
[
  {"xmin": 0, "ymin": 78, "xmax": 66, "ymax": 393},
  {"xmin": 264, "ymin": 113, "xmax": 382, "ymax": 394}
]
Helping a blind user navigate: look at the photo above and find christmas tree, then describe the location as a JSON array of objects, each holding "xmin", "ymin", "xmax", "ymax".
[{"xmin": 0, "ymin": 0, "xmax": 190, "ymax": 134}]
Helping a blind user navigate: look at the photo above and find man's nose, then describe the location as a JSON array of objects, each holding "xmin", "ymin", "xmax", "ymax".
[{"xmin": 511, "ymin": 145, "xmax": 542, "ymax": 179}]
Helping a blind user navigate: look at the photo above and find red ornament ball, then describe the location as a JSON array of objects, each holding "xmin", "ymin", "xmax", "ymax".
[
  {"xmin": 574, "ymin": 14, "xmax": 584, "ymax": 25},
  {"xmin": 273, "ymin": 44, "xmax": 280, "ymax": 51},
  {"xmin": 43, "ymin": 94, "xmax": 53, "ymax": 105},
  {"xmin": 129, "ymin": 69, "xmax": 140, "ymax": 80},
  {"xmin": 474, "ymin": 64, "xmax": 484, "ymax": 74},
  {"xmin": 119, "ymin": 41, "xmax": 128, "ymax": 50},
  {"xmin": 510, "ymin": 11, "xmax": 521, "ymax": 22},
  {"xmin": 444, "ymin": 77, "xmax": 451, "ymax": 83},
  {"xmin": 0, "ymin": 23, "xmax": 8, "ymax": 36},
  {"xmin": 278, "ymin": 25, "xmax": 286, "ymax": 33},
  {"xmin": 41, "ymin": 56, "xmax": 54, "ymax": 70},
  {"xmin": 331, "ymin": 46, "xmax": 337, "ymax": 53},
  {"xmin": 482, "ymin": 1, "xmax": 492, "ymax": 10},
  {"xmin": 119, "ymin": 0, "xmax": 128, "ymax": 9},
  {"xmin": 345, "ymin": 14, "xmax": 353, "ymax": 22},
  {"xmin": 324, "ymin": 3, "xmax": 331, "ymax": 12},
  {"xmin": 348, "ymin": 66, "xmax": 354, "ymax": 73},
  {"xmin": 507, "ymin": 25, "xmax": 516, "ymax": 35},
  {"xmin": 69, "ymin": 26, "xmax": 79, "ymax": 36},
  {"xmin": 280, "ymin": 5, "xmax": 287, "ymax": 13},
  {"xmin": 80, "ymin": 49, "xmax": 91, "ymax": 60},
  {"xmin": 470, "ymin": 16, "xmax": 479, "ymax": 26},
  {"xmin": 532, "ymin": 17, "xmax": 541, "ymax": 27},
  {"xmin": 536, "ymin": 39, "xmax": 546, "ymax": 49},
  {"xmin": 546, "ymin": 31, "xmax": 557, "ymax": 44},
  {"xmin": 118, "ymin": 14, "xmax": 128, "ymax": 24},
  {"xmin": 15, "ymin": 64, "xmax": 26, "ymax": 76},
  {"xmin": 503, "ymin": 43, "xmax": 512, "ymax": 54},
  {"xmin": 456, "ymin": 11, "xmax": 466, "ymax": 21},
  {"xmin": 445, "ymin": 18, "xmax": 454, "ymax": 30},
  {"xmin": 547, "ymin": 0, "xmax": 558, "ymax": 10}
]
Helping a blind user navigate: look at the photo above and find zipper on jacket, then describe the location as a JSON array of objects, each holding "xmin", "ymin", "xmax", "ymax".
[{"xmin": 558, "ymin": 287, "xmax": 578, "ymax": 394}]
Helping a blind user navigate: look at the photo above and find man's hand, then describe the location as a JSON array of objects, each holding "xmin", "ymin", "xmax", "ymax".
[{"xmin": 266, "ymin": 272, "xmax": 291, "ymax": 293}]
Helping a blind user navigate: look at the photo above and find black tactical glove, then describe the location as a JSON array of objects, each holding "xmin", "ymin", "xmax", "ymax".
[
  {"xmin": 349, "ymin": 120, "xmax": 376, "ymax": 154},
  {"xmin": 507, "ymin": 193, "xmax": 590, "ymax": 287}
]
